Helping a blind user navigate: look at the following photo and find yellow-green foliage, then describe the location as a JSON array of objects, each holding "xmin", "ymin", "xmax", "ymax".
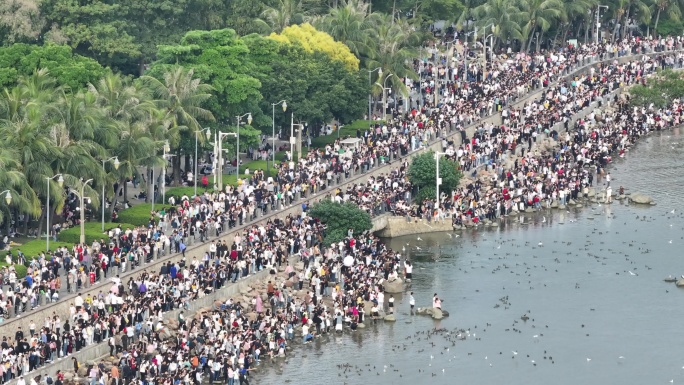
[{"xmin": 269, "ymin": 23, "xmax": 359, "ymax": 72}]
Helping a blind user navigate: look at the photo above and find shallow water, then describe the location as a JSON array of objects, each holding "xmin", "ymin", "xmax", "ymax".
[{"xmin": 258, "ymin": 129, "xmax": 684, "ymax": 385}]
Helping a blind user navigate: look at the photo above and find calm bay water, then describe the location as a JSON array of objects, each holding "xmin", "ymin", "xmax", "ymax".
[{"xmin": 258, "ymin": 129, "xmax": 684, "ymax": 385}]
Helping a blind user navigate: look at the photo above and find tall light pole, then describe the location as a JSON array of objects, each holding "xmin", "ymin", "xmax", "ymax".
[
  {"xmin": 596, "ymin": 5, "xmax": 608, "ymax": 43},
  {"xmin": 217, "ymin": 131, "xmax": 238, "ymax": 190},
  {"xmin": 74, "ymin": 179, "xmax": 93, "ymax": 245},
  {"xmin": 446, "ymin": 38, "xmax": 458, "ymax": 80},
  {"xmin": 463, "ymin": 31, "xmax": 475, "ymax": 82},
  {"xmin": 271, "ymin": 100, "xmax": 287, "ymax": 171},
  {"xmin": 235, "ymin": 113, "xmax": 252, "ymax": 179},
  {"xmin": 293, "ymin": 123, "xmax": 305, "ymax": 162},
  {"xmin": 45, "ymin": 174, "xmax": 64, "ymax": 251},
  {"xmin": 162, "ymin": 141, "xmax": 172, "ymax": 205},
  {"xmin": 367, "ymin": 67, "xmax": 382, "ymax": 120},
  {"xmin": 380, "ymin": 73, "xmax": 394, "ymax": 119},
  {"xmin": 101, "ymin": 157, "xmax": 120, "ymax": 231},
  {"xmin": 434, "ymin": 151, "xmax": 446, "ymax": 209},
  {"xmin": 433, "ymin": 66, "xmax": 439, "ymax": 106},
  {"xmin": 485, "ymin": 34, "xmax": 494, "ymax": 67},
  {"xmin": 194, "ymin": 128, "xmax": 211, "ymax": 196}
]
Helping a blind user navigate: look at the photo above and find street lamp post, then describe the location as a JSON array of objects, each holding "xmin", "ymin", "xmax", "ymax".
[
  {"xmin": 434, "ymin": 151, "xmax": 446, "ymax": 209},
  {"xmin": 101, "ymin": 157, "xmax": 120, "ymax": 231},
  {"xmin": 596, "ymin": 5, "xmax": 608, "ymax": 43},
  {"xmin": 235, "ymin": 113, "xmax": 253, "ymax": 179},
  {"xmin": 271, "ymin": 101, "xmax": 287, "ymax": 171},
  {"xmin": 46, "ymin": 174, "xmax": 64, "ymax": 251},
  {"xmin": 485, "ymin": 34, "xmax": 494, "ymax": 67},
  {"xmin": 367, "ymin": 67, "xmax": 382, "ymax": 120},
  {"xmin": 463, "ymin": 31, "xmax": 475, "ymax": 82},
  {"xmin": 446, "ymin": 38, "xmax": 458, "ymax": 80},
  {"xmin": 194, "ymin": 128, "xmax": 211, "ymax": 196},
  {"xmin": 217, "ymin": 132, "xmax": 238, "ymax": 190},
  {"xmin": 75, "ymin": 179, "xmax": 93, "ymax": 245},
  {"xmin": 0, "ymin": 190, "xmax": 11, "ymax": 205},
  {"xmin": 162, "ymin": 142, "xmax": 172, "ymax": 205},
  {"xmin": 380, "ymin": 73, "xmax": 394, "ymax": 119}
]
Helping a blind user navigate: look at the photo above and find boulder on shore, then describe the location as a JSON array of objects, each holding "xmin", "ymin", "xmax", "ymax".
[
  {"xmin": 382, "ymin": 278, "xmax": 404, "ymax": 294},
  {"xmin": 384, "ymin": 314, "xmax": 396, "ymax": 322},
  {"xmin": 629, "ymin": 192, "xmax": 654, "ymax": 205},
  {"xmin": 676, "ymin": 278, "xmax": 684, "ymax": 288},
  {"xmin": 432, "ymin": 308, "xmax": 444, "ymax": 320}
]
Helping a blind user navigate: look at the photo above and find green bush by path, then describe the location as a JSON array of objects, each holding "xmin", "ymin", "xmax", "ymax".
[
  {"xmin": 0, "ymin": 263, "xmax": 28, "ymax": 278},
  {"xmin": 58, "ymin": 222, "xmax": 136, "ymax": 244}
]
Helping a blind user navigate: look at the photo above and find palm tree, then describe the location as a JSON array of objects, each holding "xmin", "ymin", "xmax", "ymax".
[
  {"xmin": 516, "ymin": 0, "xmax": 563, "ymax": 51},
  {"xmin": 651, "ymin": 0, "xmax": 680, "ymax": 36},
  {"xmin": 140, "ymin": 66, "xmax": 215, "ymax": 185},
  {"xmin": 314, "ymin": 0, "xmax": 379, "ymax": 62},
  {"xmin": 611, "ymin": 0, "xmax": 651, "ymax": 41},
  {"xmin": 257, "ymin": 0, "xmax": 309, "ymax": 33},
  {"xmin": 366, "ymin": 14, "xmax": 420, "ymax": 97},
  {"xmin": 0, "ymin": 147, "xmax": 39, "ymax": 228},
  {"xmin": 474, "ymin": 0, "xmax": 524, "ymax": 48}
]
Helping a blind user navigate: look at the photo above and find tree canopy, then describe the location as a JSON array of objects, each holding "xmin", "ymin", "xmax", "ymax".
[
  {"xmin": 408, "ymin": 151, "xmax": 462, "ymax": 203},
  {"xmin": 307, "ymin": 199, "xmax": 372, "ymax": 245}
]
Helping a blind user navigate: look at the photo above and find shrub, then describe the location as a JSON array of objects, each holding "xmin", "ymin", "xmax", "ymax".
[
  {"xmin": 307, "ymin": 200, "xmax": 372, "ymax": 245},
  {"xmin": 0, "ymin": 263, "xmax": 30, "ymax": 278},
  {"xmin": 58, "ymin": 222, "xmax": 136, "ymax": 244}
]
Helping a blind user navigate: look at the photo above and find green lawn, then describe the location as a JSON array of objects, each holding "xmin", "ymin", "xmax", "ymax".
[
  {"xmin": 0, "ymin": 239, "xmax": 72, "ymax": 258},
  {"xmin": 58, "ymin": 222, "xmax": 136, "ymax": 244}
]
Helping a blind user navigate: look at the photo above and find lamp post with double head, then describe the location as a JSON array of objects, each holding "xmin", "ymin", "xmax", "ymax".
[
  {"xmin": 46, "ymin": 174, "xmax": 64, "ymax": 251},
  {"xmin": 101, "ymin": 157, "xmax": 120, "ymax": 231},
  {"xmin": 270, "ymin": 101, "xmax": 287, "ymax": 172},
  {"xmin": 74, "ymin": 179, "xmax": 93, "ymax": 245},
  {"xmin": 434, "ymin": 151, "xmax": 447, "ymax": 209},
  {"xmin": 235, "ymin": 113, "xmax": 253, "ymax": 178},
  {"xmin": 194, "ymin": 128, "xmax": 211, "ymax": 196},
  {"xmin": 367, "ymin": 67, "xmax": 382, "ymax": 120},
  {"xmin": 217, "ymin": 132, "xmax": 238, "ymax": 190}
]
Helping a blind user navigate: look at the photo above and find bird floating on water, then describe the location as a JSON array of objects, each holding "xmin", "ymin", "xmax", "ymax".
[{"xmin": 417, "ymin": 237, "xmax": 422, "ymax": 241}]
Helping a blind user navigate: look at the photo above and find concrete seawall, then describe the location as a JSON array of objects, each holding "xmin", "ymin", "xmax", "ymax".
[
  {"xmin": 375, "ymin": 216, "xmax": 453, "ymax": 238},
  {"xmin": 2, "ymin": 47, "xmax": 679, "ymax": 384}
]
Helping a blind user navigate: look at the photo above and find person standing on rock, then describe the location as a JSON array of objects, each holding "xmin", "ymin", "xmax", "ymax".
[{"xmin": 409, "ymin": 292, "xmax": 415, "ymax": 314}]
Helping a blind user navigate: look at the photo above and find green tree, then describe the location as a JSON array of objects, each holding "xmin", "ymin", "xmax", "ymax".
[
  {"xmin": 150, "ymin": 29, "xmax": 262, "ymax": 125},
  {"xmin": 408, "ymin": 151, "xmax": 461, "ymax": 203},
  {"xmin": 141, "ymin": 66, "xmax": 215, "ymax": 185},
  {"xmin": 0, "ymin": 44, "xmax": 107, "ymax": 90},
  {"xmin": 474, "ymin": 0, "xmax": 524, "ymax": 48},
  {"xmin": 314, "ymin": 0, "xmax": 378, "ymax": 61},
  {"xmin": 243, "ymin": 34, "xmax": 367, "ymax": 127},
  {"xmin": 651, "ymin": 0, "xmax": 681, "ymax": 36},
  {"xmin": 516, "ymin": 0, "xmax": 563, "ymax": 52},
  {"xmin": 307, "ymin": 199, "xmax": 372, "ymax": 245},
  {"xmin": 0, "ymin": 0, "xmax": 44, "ymax": 44},
  {"xmin": 257, "ymin": 0, "xmax": 311, "ymax": 33}
]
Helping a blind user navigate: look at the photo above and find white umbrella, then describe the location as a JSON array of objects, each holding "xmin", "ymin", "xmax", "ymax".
[{"xmin": 343, "ymin": 256, "xmax": 354, "ymax": 267}]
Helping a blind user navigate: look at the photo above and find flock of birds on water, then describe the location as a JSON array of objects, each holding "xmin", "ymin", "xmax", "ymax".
[
  {"xmin": 274, "ymin": 140, "xmax": 684, "ymax": 384},
  {"xmin": 330, "ymin": 203, "xmax": 684, "ymax": 384}
]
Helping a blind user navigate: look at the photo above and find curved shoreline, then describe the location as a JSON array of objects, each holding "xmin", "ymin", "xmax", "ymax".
[{"xmin": 3, "ymin": 47, "xmax": 682, "ymax": 385}]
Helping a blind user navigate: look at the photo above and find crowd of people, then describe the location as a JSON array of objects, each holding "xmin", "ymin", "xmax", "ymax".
[{"xmin": 0, "ymin": 33, "xmax": 683, "ymax": 385}]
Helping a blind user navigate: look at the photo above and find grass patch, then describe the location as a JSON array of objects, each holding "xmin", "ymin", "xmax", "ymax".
[
  {"xmin": 58, "ymin": 222, "xmax": 136, "ymax": 244},
  {"xmin": 0, "ymin": 239, "xmax": 72, "ymax": 261},
  {"xmin": 116, "ymin": 204, "xmax": 163, "ymax": 227}
]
